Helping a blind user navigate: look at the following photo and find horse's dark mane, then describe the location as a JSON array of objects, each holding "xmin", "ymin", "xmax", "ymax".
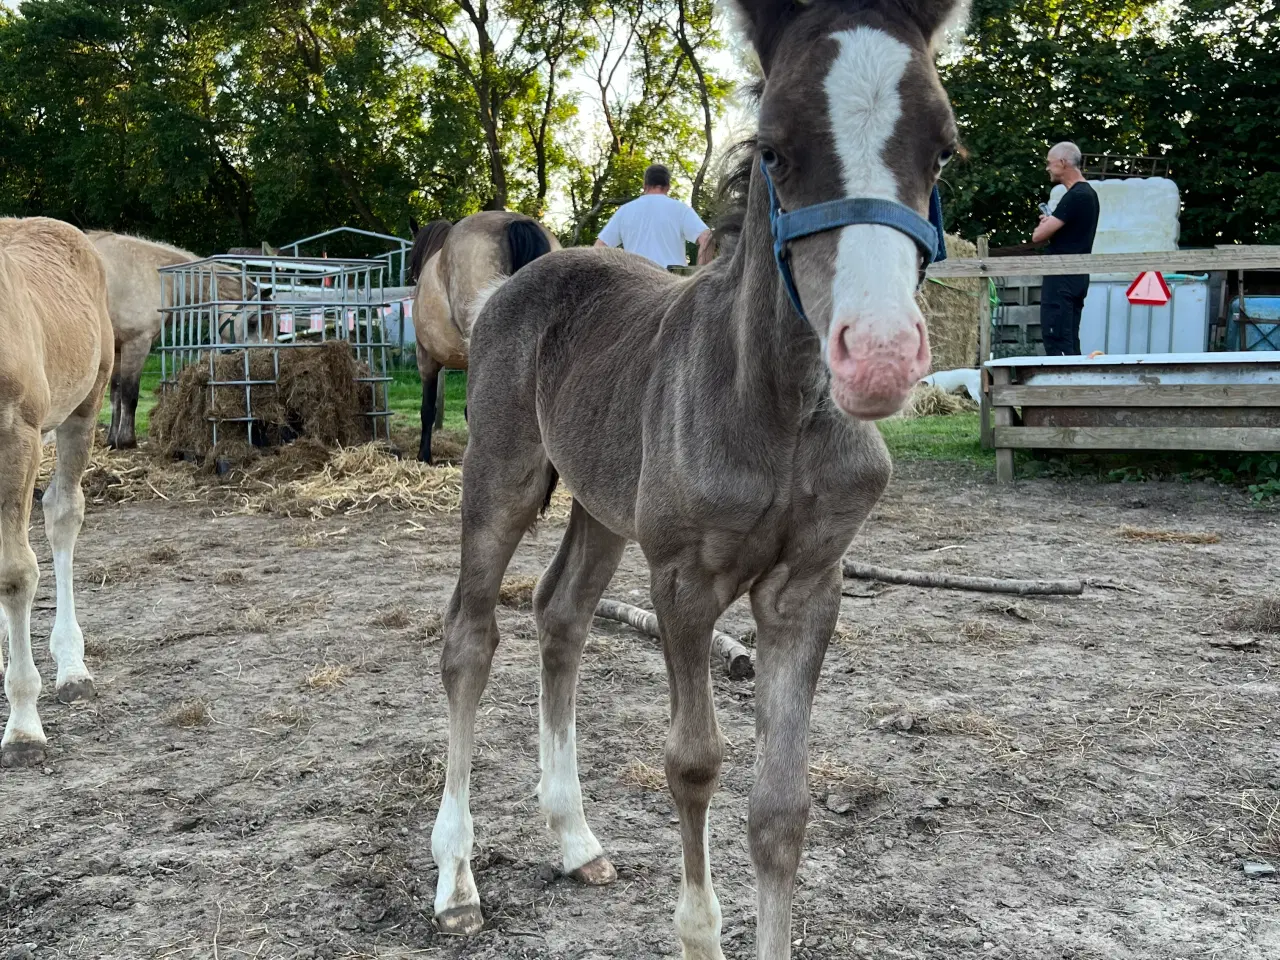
[
  {"xmin": 709, "ymin": 80, "xmax": 763, "ymax": 256},
  {"xmin": 409, "ymin": 219, "xmax": 453, "ymax": 284}
]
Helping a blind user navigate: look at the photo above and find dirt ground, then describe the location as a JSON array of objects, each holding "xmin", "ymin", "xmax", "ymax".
[{"xmin": 2, "ymin": 459, "xmax": 1277, "ymax": 959}]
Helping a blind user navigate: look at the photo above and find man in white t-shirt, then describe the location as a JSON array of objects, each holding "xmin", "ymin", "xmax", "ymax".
[{"xmin": 594, "ymin": 164, "xmax": 713, "ymax": 269}]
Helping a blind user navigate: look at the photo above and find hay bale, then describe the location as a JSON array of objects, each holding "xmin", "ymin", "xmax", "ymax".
[
  {"xmin": 150, "ymin": 341, "xmax": 376, "ymax": 465},
  {"xmin": 917, "ymin": 233, "xmax": 981, "ymax": 374}
]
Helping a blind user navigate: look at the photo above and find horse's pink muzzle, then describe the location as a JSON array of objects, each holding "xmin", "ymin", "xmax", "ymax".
[{"xmin": 827, "ymin": 317, "xmax": 931, "ymax": 420}]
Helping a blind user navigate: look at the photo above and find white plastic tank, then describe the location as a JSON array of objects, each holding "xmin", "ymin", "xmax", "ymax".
[{"xmin": 1049, "ymin": 177, "xmax": 1180, "ymax": 254}]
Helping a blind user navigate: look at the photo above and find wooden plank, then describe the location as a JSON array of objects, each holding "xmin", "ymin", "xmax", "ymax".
[
  {"xmin": 994, "ymin": 426, "xmax": 1280, "ymax": 452},
  {"xmin": 928, "ymin": 247, "xmax": 1280, "ymax": 280},
  {"xmin": 991, "ymin": 367, "xmax": 1014, "ymax": 482},
  {"xmin": 977, "ymin": 236, "xmax": 993, "ymax": 450},
  {"xmin": 1023, "ymin": 407, "xmax": 1280, "ymax": 429},
  {"xmin": 993, "ymin": 384, "xmax": 1280, "ymax": 407}
]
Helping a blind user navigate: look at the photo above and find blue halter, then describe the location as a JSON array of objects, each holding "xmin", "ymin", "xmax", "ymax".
[{"xmin": 760, "ymin": 158, "xmax": 947, "ymax": 321}]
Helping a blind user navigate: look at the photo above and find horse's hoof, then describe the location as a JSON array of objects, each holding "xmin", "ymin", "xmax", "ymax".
[
  {"xmin": 1, "ymin": 740, "xmax": 47, "ymax": 769},
  {"xmin": 434, "ymin": 904, "xmax": 485, "ymax": 935},
  {"xmin": 569, "ymin": 856, "xmax": 617, "ymax": 886},
  {"xmin": 56, "ymin": 677, "xmax": 96, "ymax": 704}
]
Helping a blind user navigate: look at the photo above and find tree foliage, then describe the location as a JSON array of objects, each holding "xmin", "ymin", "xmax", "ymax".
[
  {"xmin": 0, "ymin": 0, "xmax": 726, "ymax": 252},
  {"xmin": 941, "ymin": 0, "xmax": 1279, "ymax": 247}
]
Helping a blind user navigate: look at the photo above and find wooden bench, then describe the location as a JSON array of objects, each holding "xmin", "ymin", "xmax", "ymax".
[{"xmin": 982, "ymin": 352, "xmax": 1280, "ymax": 482}]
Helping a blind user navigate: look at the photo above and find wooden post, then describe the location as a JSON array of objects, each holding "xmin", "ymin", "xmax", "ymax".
[
  {"xmin": 991, "ymin": 366, "xmax": 1014, "ymax": 483},
  {"xmin": 434, "ymin": 369, "xmax": 448, "ymax": 430},
  {"xmin": 977, "ymin": 235, "xmax": 994, "ymax": 449}
]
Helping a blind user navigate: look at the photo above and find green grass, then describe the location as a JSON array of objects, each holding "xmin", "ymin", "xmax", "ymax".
[{"xmin": 876, "ymin": 413, "xmax": 991, "ymax": 467}]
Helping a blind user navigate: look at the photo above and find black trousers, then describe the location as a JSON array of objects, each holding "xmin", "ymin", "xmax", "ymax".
[{"xmin": 1040, "ymin": 275, "xmax": 1089, "ymax": 356}]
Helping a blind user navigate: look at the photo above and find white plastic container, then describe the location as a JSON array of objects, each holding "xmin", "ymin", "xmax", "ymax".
[{"xmin": 1049, "ymin": 177, "xmax": 1180, "ymax": 255}]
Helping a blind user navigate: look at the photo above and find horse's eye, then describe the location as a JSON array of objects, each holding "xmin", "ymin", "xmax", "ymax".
[
  {"xmin": 760, "ymin": 147, "xmax": 781, "ymax": 169},
  {"xmin": 938, "ymin": 148, "xmax": 955, "ymax": 167}
]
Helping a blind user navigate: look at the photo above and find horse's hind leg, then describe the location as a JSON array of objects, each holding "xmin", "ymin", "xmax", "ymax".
[
  {"xmin": 431, "ymin": 444, "xmax": 550, "ymax": 934},
  {"xmin": 42, "ymin": 396, "xmax": 100, "ymax": 704},
  {"xmin": 415, "ymin": 346, "xmax": 441, "ymax": 464},
  {"xmin": 106, "ymin": 336, "xmax": 122, "ymax": 448},
  {"xmin": 0, "ymin": 417, "xmax": 45, "ymax": 767},
  {"xmin": 110, "ymin": 336, "xmax": 149, "ymax": 450},
  {"xmin": 534, "ymin": 500, "xmax": 626, "ymax": 882}
]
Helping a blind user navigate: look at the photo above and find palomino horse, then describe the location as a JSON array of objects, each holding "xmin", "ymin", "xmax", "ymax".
[
  {"xmin": 429, "ymin": 0, "xmax": 963, "ymax": 956},
  {"xmin": 88, "ymin": 232, "xmax": 263, "ymax": 449},
  {"xmin": 1, "ymin": 217, "xmax": 113, "ymax": 768},
  {"xmin": 407, "ymin": 211, "xmax": 558, "ymax": 462}
]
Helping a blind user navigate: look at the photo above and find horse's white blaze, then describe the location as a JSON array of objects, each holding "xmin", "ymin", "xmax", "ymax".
[
  {"xmin": 673, "ymin": 809, "xmax": 723, "ymax": 960},
  {"xmin": 431, "ymin": 782, "xmax": 478, "ymax": 914},
  {"xmin": 538, "ymin": 717, "xmax": 605, "ymax": 871},
  {"xmin": 823, "ymin": 28, "xmax": 923, "ymax": 335}
]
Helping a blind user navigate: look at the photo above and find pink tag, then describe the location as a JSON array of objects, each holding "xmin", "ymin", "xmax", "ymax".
[
  {"xmin": 309, "ymin": 308, "xmax": 324, "ymax": 332},
  {"xmin": 278, "ymin": 311, "xmax": 294, "ymax": 334}
]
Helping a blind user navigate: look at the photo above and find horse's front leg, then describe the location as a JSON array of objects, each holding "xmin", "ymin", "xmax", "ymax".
[
  {"xmin": 747, "ymin": 563, "xmax": 842, "ymax": 960},
  {"xmin": 651, "ymin": 564, "xmax": 729, "ymax": 960}
]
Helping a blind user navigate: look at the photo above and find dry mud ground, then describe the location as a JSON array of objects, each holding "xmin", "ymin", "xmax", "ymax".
[{"xmin": 2, "ymin": 463, "xmax": 1278, "ymax": 959}]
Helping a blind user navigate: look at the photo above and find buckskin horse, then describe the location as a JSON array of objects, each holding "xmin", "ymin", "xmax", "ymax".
[
  {"xmin": 1, "ymin": 217, "xmax": 113, "ymax": 768},
  {"xmin": 429, "ymin": 1, "xmax": 965, "ymax": 956},
  {"xmin": 406, "ymin": 211, "xmax": 558, "ymax": 462}
]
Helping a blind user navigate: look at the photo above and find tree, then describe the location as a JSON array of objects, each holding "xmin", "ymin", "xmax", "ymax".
[
  {"xmin": 407, "ymin": 0, "xmax": 597, "ymax": 213},
  {"xmin": 940, "ymin": 0, "xmax": 1279, "ymax": 247},
  {"xmin": 564, "ymin": 0, "xmax": 729, "ymax": 245}
]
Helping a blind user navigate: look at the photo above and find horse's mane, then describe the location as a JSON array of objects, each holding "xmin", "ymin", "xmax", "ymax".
[
  {"xmin": 709, "ymin": 81, "xmax": 763, "ymax": 257},
  {"xmin": 86, "ymin": 230, "xmax": 199, "ymax": 261},
  {"xmin": 409, "ymin": 220, "xmax": 453, "ymax": 284}
]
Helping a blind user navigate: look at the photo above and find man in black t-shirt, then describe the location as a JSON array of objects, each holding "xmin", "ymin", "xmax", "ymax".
[{"xmin": 1032, "ymin": 142, "xmax": 1100, "ymax": 355}]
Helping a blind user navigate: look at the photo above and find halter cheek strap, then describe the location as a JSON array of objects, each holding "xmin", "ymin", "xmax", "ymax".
[{"xmin": 761, "ymin": 158, "xmax": 947, "ymax": 321}]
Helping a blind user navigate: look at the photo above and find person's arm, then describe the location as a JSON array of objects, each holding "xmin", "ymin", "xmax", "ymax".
[
  {"xmin": 684, "ymin": 205, "xmax": 712, "ymax": 265},
  {"xmin": 695, "ymin": 229, "xmax": 714, "ymax": 265},
  {"xmin": 596, "ymin": 211, "xmax": 622, "ymax": 249},
  {"xmin": 1032, "ymin": 215, "xmax": 1065, "ymax": 245}
]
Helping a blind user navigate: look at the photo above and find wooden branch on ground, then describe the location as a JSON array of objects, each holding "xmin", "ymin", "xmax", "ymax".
[
  {"xmin": 843, "ymin": 561, "xmax": 1083, "ymax": 596},
  {"xmin": 595, "ymin": 599, "xmax": 755, "ymax": 680}
]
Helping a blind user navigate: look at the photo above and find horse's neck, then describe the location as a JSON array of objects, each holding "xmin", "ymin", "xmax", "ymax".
[{"xmin": 720, "ymin": 171, "xmax": 828, "ymax": 418}]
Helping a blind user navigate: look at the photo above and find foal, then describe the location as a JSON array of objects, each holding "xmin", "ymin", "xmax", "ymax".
[
  {"xmin": 431, "ymin": 1, "xmax": 966, "ymax": 957},
  {"xmin": 1, "ymin": 218, "xmax": 112, "ymax": 767}
]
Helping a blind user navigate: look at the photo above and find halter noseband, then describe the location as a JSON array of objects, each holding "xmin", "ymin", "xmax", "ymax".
[{"xmin": 760, "ymin": 158, "xmax": 947, "ymax": 321}]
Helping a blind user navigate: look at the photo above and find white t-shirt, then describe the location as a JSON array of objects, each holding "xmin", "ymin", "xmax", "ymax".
[{"xmin": 597, "ymin": 193, "xmax": 709, "ymax": 268}]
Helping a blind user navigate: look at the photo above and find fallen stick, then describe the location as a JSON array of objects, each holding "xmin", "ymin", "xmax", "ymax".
[
  {"xmin": 594, "ymin": 599, "xmax": 755, "ymax": 680},
  {"xmin": 842, "ymin": 560, "xmax": 1083, "ymax": 597}
]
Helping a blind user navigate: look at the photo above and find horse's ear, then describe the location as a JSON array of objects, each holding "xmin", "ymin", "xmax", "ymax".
[
  {"xmin": 729, "ymin": 0, "xmax": 805, "ymax": 74},
  {"xmin": 410, "ymin": 217, "xmax": 421, "ymax": 237},
  {"xmin": 897, "ymin": 0, "xmax": 972, "ymax": 46}
]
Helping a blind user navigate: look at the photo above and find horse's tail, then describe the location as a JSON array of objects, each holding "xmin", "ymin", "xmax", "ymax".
[{"xmin": 506, "ymin": 219, "xmax": 552, "ymax": 274}]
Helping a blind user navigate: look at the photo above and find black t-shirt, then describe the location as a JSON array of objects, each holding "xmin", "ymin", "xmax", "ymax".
[{"xmin": 1048, "ymin": 181, "xmax": 1100, "ymax": 255}]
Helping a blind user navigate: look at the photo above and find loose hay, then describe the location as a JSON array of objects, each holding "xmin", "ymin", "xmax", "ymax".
[
  {"xmin": 917, "ymin": 233, "xmax": 981, "ymax": 373},
  {"xmin": 1119, "ymin": 526, "xmax": 1222, "ymax": 545},
  {"xmin": 239, "ymin": 445, "xmax": 466, "ymax": 518},
  {"xmin": 304, "ymin": 661, "xmax": 353, "ymax": 691},
  {"xmin": 499, "ymin": 576, "xmax": 539, "ymax": 609},
  {"xmin": 618, "ymin": 758, "xmax": 667, "ymax": 791},
  {"xmin": 1226, "ymin": 595, "xmax": 1280, "ymax": 634},
  {"xmin": 901, "ymin": 382, "xmax": 979, "ymax": 418},
  {"xmin": 166, "ymin": 698, "xmax": 213, "ymax": 728},
  {"xmin": 370, "ymin": 608, "xmax": 412, "ymax": 630},
  {"xmin": 149, "ymin": 340, "xmax": 376, "ymax": 464}
]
